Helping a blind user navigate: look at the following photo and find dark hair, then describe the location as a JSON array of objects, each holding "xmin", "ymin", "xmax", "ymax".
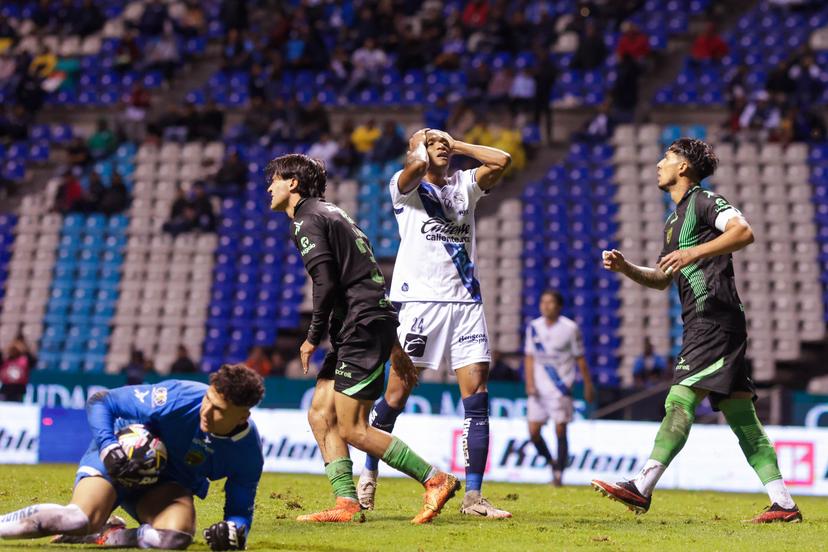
[
  {"xmin": 210, "ymin": 363, "xmax": 265, "ymax": 408},
  {"xmin": 264, "ymin": 153, "xmax": 327, "ymax": 199},
  {"xmin": 541, "ymin": 289, "xmax": 564, "ymax": 307},
  {"xmin": 668, "ymin": 138, "xmax": 718, "ymax": 181}
]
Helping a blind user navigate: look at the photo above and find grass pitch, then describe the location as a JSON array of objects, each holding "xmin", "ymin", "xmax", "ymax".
[{"xmin": 0, "ymin": 465, "xmax": 826, "ymax": 551}]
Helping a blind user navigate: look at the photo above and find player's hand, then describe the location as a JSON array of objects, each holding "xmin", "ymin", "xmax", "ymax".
[
  {"xmin": 601, "ymin": 249, "xmax": 628, "ymax": 273},
  {"xmin": 583, "ymin": 381, "xmax": 595, "ymax": 403},
  {"xmin": 408, "ymin": 128, "xmax": 429, "ymax": 151},
  {"xmin": 300, "ymin": 340, "xmax": 316, "ymax": 375},
  {"xmin": 100, "ymin": 443, "xmax": 145, "ymax": 487},
  {"xmin": 390, "ymin": 341, "xmax": 419, "ymax": 390},
  {"xmin": 203, "ymin": 521, "xmax": 246, "ymax": 551},
  {"xmin": 426, "ymin": 129, "xmax": 455, "ymax": 151},
  {"xmin": 657, "ymin": 248, "xmax": 698, "ymax": 276}
]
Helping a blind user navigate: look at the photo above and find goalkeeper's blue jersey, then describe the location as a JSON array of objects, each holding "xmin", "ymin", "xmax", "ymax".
[{"xmin": 86, "ymin": 379, "xmax": 263, "ymax": 530}]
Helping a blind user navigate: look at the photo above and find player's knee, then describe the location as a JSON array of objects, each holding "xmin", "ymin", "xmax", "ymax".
[
  {"xmin": 337, "ymin": 420, "xmax": 367, "ymax": 447},
  {"xmin": 307, "ymin": 406, "xmax": 333, "ymax": 432}
]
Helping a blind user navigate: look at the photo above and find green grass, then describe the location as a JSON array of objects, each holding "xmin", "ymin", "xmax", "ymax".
[{"xmin": 0, "ymin": 465, "xmax": 826, "ymax": 551}]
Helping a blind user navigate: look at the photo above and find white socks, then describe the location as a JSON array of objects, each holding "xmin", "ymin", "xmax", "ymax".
[
  {"xmin": 0, "ymin": 504, "xmax": 88, "ymax": 539},
  {"xmin": 765, "ymin": 479, "xmax": 796, "ymax": 509},
  {"xmin": 633, "ymin": 459, "xmax": 666, "ymax": 497}
]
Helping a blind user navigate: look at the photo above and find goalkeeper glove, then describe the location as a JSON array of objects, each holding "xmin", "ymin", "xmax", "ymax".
[{"xmin": 203, "ymin": 521, "xmax": 246, "ymax": 551}]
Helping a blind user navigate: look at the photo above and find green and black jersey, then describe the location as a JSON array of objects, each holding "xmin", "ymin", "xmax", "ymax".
[{"xmin": 659, "ymin": 186, "xmax": 747, "ymax": 333}]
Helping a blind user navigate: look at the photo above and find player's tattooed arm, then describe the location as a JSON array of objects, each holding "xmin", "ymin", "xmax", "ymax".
[
  {"xmin": 602, "ymin": 249, "xmax": 672, "ymax": 290},
  {"xmin": 397, "ymin": 128, "xmax": 430, "ymax": 194}
]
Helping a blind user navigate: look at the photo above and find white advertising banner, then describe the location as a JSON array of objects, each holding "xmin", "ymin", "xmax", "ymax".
[
  {"xmin": 252, "ymin": 409, "xmax": 828, "ymax": 496},
  {"xmin": 0, "ymin": 403, "xmax": 39, "ymax": 464}
]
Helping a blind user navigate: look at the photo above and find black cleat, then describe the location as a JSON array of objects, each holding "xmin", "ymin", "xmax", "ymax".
[{"xmin": 591, "ymin": 479, "xmax": 651, "ymax": 515}]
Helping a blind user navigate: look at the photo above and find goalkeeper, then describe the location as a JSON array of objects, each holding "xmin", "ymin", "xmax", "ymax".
[{"xmin": 0, "ymin": 364, "xmax": 265, "ymax": 549}]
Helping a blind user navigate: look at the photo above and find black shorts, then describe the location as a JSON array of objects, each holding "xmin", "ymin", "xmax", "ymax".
[
  {"xmin": 671, "ymin": 320, "xmax": 755, "ymax": 410},
  {"xmin": 318, "ymin": 318, "xmax": 395, "ymax": 401}
]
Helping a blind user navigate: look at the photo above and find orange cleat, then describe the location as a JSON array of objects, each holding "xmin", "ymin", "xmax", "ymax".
[
  {"xmin": 296, "ymin": 497, "xmax": 365, "ymax": 523},
  {"xmin": 411, "ymin": 472, "xmax": 461, "ymax": 525}
]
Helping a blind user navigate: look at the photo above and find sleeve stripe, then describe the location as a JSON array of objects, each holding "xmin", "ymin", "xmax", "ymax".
[{"xmin": 714, "ymin": 208, "xmax": 742, "ymax": 233}]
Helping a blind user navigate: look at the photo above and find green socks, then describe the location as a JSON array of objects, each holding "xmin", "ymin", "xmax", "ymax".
[
  {"xmin": 382, "ymin": 436, "xmax": 436, "ymax": 484},
  {"xmin": 325, "ymin": 457, "xmax": 358, "ymax": 500},
  {"xmin": 719, "ymin": 398, "xmax": 783, "ymax": 485},
  {"xmin": 650, "ymin": 385, "xmax": 701, "ymax": 465}
]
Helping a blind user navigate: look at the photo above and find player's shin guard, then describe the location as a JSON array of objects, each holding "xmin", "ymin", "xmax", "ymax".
[
  {"xmin": 365, "ymin": 398, "xmax": 403, "ymax": 471},
  {"xmin": 719, "ymin": 398, "xmax": 781, "ymax": 484},
  {"xmin": 0, "ymin": 504, "xmax": 88, "ymax": 539},
  {"xmin": 649, "ymin": 385, "xmax": 700, "ymax": 466},
  {"xmin": 325, "ymin": 457, "xmax": 359, "ymax": 501},
  {"xmin": 462, "ymin": 392, "xmax": 489, "ymax": 492},
  {"xmin": 381, "ymin": 436, "xmax": 436, "ymax": 484}
]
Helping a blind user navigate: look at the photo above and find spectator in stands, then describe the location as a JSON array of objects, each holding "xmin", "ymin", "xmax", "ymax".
[
  {"xmin": 488, "ymin": 67, "xmax": 514, "ymax": 108},
  {"xmin": 371, "ymin": 121, "xmax": 407, "ymax": 163},
  {"xmin": 175, "ymin": 0, "xmax": 206, "ymax": 38},
  {"xmin": 571, "ymin": 20, "xmax": 607, "ymax": 70},
  {"xmin": 462, "ymin": 0, "xmax": 489, "ymax": 32},
  {"xmin": 15, "ymin": 62, "xmax": 45, "ymax": 114},
  {"xmin": 690, "ymin": 21, "xmax": 729, "ymax": 63},
  {"xmin": 435, "ymin": 24, "xmax": 466, "ymax": 70},
  {"xmin": 138, "ymin": 0, "xmax": 170, "ymax": 37},
  {"xmin": 299, "ymin": 98, "xmax": 331, "ymax": 143},
  {"xmin": 788, "ymin": 53, "xmax": 824, "ymax": 107},
  {"xmin": 329, "ymin": 46, "xmax": 352, "ymax": 87},
  {"xmin": 780, "ymin": 104, "xmax": 827, "ymax": 144},
  {"xmin": 145, "ymin": 26, "xmax": 181, "ymax": 83},
  {"xmin": 510, "ymin": 67, "xmax": 536, "ymax": 115},
  {"xmin": 0, "ymin": 16, "xmax": 18, "ymax": 53},
  {"xmin": 463, "ymin": 117, "xmax": 494, "ymax": 146},
  {"xmin": 0, "ymin": 334, "xmax": 34, "ymax": 402},
  {"xmin": 766, "ymin": 60, "xmax": 795, "ymax": 98},
  {"xmin": 489, "ymin": 351, "xmax": 520, "ymax": 381},
  {"xmin": 0, "ymin": 52, "xmax": 17, "ymax": 86},
  {"xmin": 31, "ymin": 0, "xmax": 55, "ymax": 34},
  {"xmin": 115, "ymin": 30, "xmax": 142, "ymax": 73},
  {"xmin": 55, "ymin": 0, "xmax": 78, "ymax": 35},
  {"xmin": 269, "ymin": 350, "xmax": 287, "ymax": 377},
  {"xmin": 222, "ymin": 29, "xmax": 253, "ymax": 72},
  {"xmin": 122, "ymin": 83, "xmax": 151, "ymax": 142},
  {"xmin": 0, "ymin": 105, "xmax": 30, "ymax": 142},
  {"xmin": 30, "ymin": 47, "xmax": 57, "ymax": 80},
  {"xmin": 632, "ymin": 338, "xmax": 668, "ymax": 388},
  {"xmin": 425, "ymin": 96, "xmax": 451, "ymax": 131},
  {"xmin": 195, "ymin": 99, "xmax": 225, "ymax": 141},
  {"xmin": 347, "ymin": 38, "xmax": 389, "ymax": 96},
  {"xmin": 87, "ymin": 118, "xmax": 117, "ymax": 160},
  {"xmin": 210, "ymin": 150, "xmax": 246, "ymax": 194},
  {"xmin": 724, "ymin": 65, "xmax": 749, "ymax": 111},
  {"xmin": 739, "ymin": 90, "xmax": 782, "ymax": 141},
  {"xmin": 351, "ymin": 119, "xmax": 381, "ymax": 155},
  {"xmin": 491, "ymin": 117, "xmax": 526, "ymax": 174},
  {"xmin": 75, "ymin": 0, "xmax": 105, "ymax": 37},
  {"xmin": 240, "ymin": 96, "xmax": 270, "ymax": 141},
  {"xmin": 307, "ymin": 132, "xmax": 340, "ymax": 169},
  {"xmin": 170, "ymin": 345, "xmax": 198, "ymax": 374},
  {"xmin": 246, "ymin": 346, "xmax": 272, "ymax": 377},
  {"xmin": 611, "ymin": 54, "xmax": 641, "ymax": 121},
  {"xmin": 162, "ymin": 182, "xmax": 216, "ymax": 236},
  {"xmin": 533, "ymin": 46, "xmax": 557, "ymax": 144},
  {"xmin": 220, "ymin": 0, "xmax": 249, "ymax": 32},
  {"xmin": 615, "ymin": 21, "xmax": 650, "ymax": 65},
  {"xmin": 572, "ymin": 99, "xmax": 615, "ymax": 142},
  {"xmin": 99, "ymin": 171, "xmax": 130, "ymax": 215},
  {"xmin": 332, "ymin": 129, "xmax": 360, "ymax": 178},
  {"xmin": 267, "ymin": 97, "xmax": 293, "ymax": 143},
  {"xmin": 122, "ymin": 349, "xmax": 149, "ymax": 385}
]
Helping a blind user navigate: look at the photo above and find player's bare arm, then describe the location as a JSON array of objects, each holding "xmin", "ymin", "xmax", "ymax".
[
  {"xmin": 452, "ymin": 138, "xmax": 512, "ymax": 191},
  {"xmin": 602, "ymin": 249, "xmax": 672, "ymax": 290},
  {"xmin": 658, "ymin": 216, "xmax": 754, "ymax": 275},
  {"xmin": 577, "ymin": 356, "xmax": 594, "ymax": 403},
  {"xmin": 524, "ymin": 355, "xmax": 537, "ymax": 397},
  {"xmin": 397, "ymin": 128, "xmax": 430, "ymax": 194}
]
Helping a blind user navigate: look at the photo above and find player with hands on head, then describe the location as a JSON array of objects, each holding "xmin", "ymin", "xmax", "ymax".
[
  {"xmin": 0, "ymin": 364, "xmax": 265, "ymax": 549},
  {"xmin": 593, "ymin": 138, "xmax": 801, "ymax": 523},
  {"xmin": 357, "ymin": 127, "xmax": 515, "ymax": 518}
]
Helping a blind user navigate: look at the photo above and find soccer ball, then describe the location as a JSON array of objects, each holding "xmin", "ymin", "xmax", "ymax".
[{"xmin": 116, "ymin": 424, "xmax": 168, "ymax": 485}]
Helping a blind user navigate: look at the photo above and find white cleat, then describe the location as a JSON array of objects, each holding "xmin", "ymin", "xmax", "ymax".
[
  {"xmin": 459, "ymin": 492, "xmax": 512, "ymax": 519},
  {"xmin": 357, "ymin": 469, "xmax": 378, "ymax": 510}
]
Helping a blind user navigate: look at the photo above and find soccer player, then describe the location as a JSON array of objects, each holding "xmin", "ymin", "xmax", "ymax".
[
  {"xmin": 266, "ymin": 153, "xmax": 459, "ymax": 524},
  {"xmin": 525, "ymin": 290, "xmax": 594, "ymax": 487},
  {"xmin": 358, "ymin": 128, "xmax": 513, "ymax": 518},
  {"xmin": 592, "ymin": 138, "xmax": 801, "ymax": 523},
  {"xmin": 0, "ymin": 363, "xmax": 266, "ymax": 549}
]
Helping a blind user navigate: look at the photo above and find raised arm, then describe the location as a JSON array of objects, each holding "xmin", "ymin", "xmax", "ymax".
[
  {"xmin": 396, "ymin": 128, "xmax": 430, "ymax": 195},
  {"xmin": 452, "ymin": 140, "xmax": 512, "ymax": 191},
  {"xmin": 602, "ymin": 249, "xmax": 672, "ymax": 291}
]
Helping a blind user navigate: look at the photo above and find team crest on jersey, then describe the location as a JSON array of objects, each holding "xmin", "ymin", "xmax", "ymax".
[
  {"xmin": 151, "ymin": 386, "xmax": 168, "ymax": 407},
  {"xmin": 666, "ymin": 226, "xmax": 673, "ymax": 244},
  {"xmin": 441, "ymin": 188, "xmax": 466, "ymax": 214}
]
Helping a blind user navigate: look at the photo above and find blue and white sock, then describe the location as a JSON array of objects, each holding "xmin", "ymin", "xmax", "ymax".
[
  {"xmin": 365, "ymin": 398, "xmax": 403, "ymax": 471},
  {"xmin": 462, "ymin": 392, "xmax": 489, "ymax": 493}
]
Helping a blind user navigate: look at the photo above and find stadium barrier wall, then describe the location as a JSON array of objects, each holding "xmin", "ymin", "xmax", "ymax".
[
  {"xmin": 792, "ymin": 391, "xmax": 828, "ymax": 427},
  {"xmin": 2, "ymin": 402, "xmax": 827, "ymax": 496},
  {"xmin": 20, "ymin": 372, "xmax": 590, "ymax": 419}
]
